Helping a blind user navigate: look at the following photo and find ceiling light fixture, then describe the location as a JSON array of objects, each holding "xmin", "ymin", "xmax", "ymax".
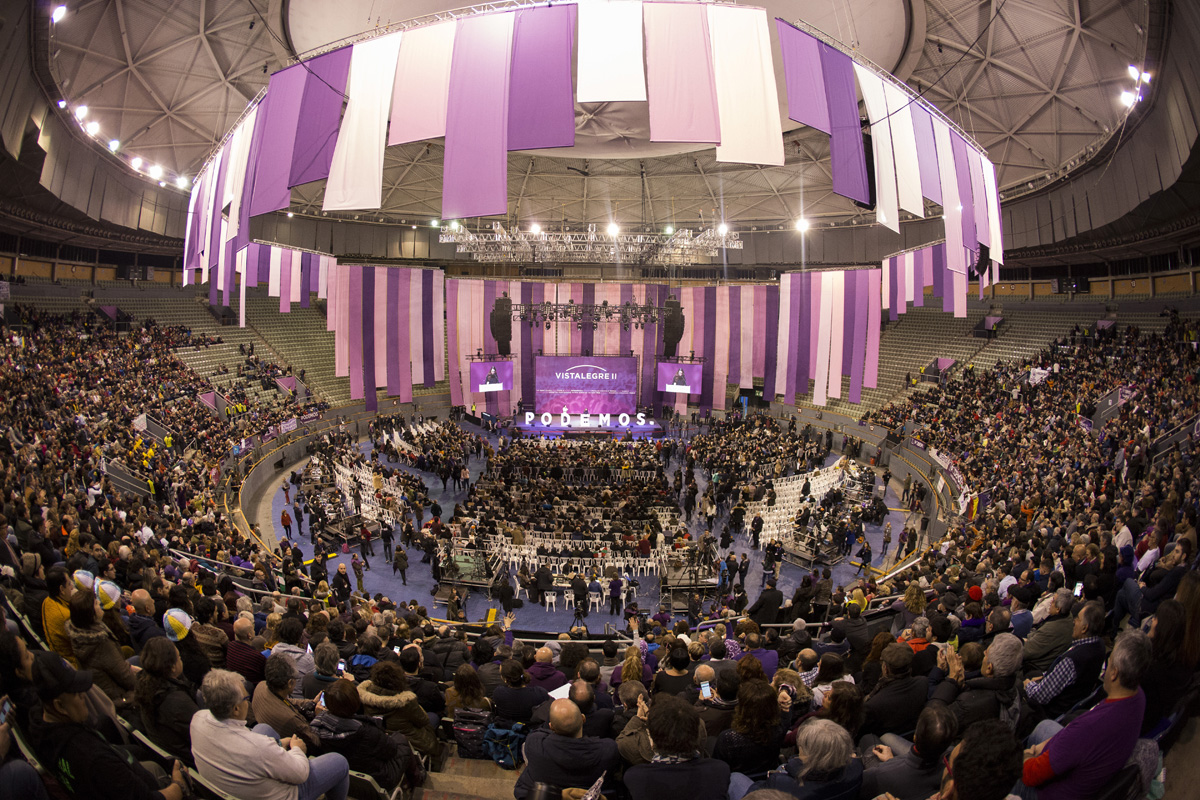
[
  {"xmin": 529, "ymin": 222, "xmax": 541, "ymax": 234},
  {"xmin": 108, "ymin": 139, "xmax": 119, "ymax": 151},
  {"xmin": 73, "ymin": 105, "xmax": 88, "ymax": 120},
  {"xmin": 51, "ymin": 6, "xmax": 67, "ymax": 23},
  {"xmin": 717, "ymin": 223, "xmax": 729, "ymax": 235},
  {"xmin": 84, "ymin": 120, "xmax": 99, "ymax": 136},
  {"xmin": 130, "ymin": 156, "xmax": 142, "ymax": 170},
  {"xmin": 795, "ymin": 218, "xmax": 810, "ymax": 232},
  {"xmin": 147, "ymin": 164, "xmax": 163, "ymax": 180},
  {"xmin": 56, "ymin": 99, "xmax": 67, "ymax": 109},
  {"xmin": 1141, "ymin": 72, "xmax": 1151, "ymax": 83},
  {"xmin": 287, "ymin": 212, "xmax": 294, "ymax": 218},
  {"xmin": 176, "ymin": 175, "xmax": 189, "ymax": 189},
  {"xmin": 430, "ymin": 219, "xmax": 439, "ymax": 227},
  {"xmin": 607, "ymin": 222, "xmax": 620, "ymax": 236},
  {"xmin": 1120, "ymin": 90, "xmax": 1137, "ymax": 107},
  {"xmin": 1127, "ymin": 64, "xmax": 1140, "ymax": 80},
  {"xmin": 664, "ymin": 225, "xmax": 674, "ymax": 235}
]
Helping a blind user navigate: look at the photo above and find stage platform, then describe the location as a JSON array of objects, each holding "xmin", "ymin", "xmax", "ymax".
[{"xmin": 510, "ymin": 414, "xmax": 664, "ymax": 440}]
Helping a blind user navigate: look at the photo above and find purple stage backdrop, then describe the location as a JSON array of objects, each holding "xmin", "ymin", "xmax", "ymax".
[
  {"xmin": 534, "ymin": 355, "xmax": 638, "ymax": 414},
  {"xmin": 657, "ymin": 362, "xmax": 703, "ymax": 394},
  {"xmin": 470, "ymin": 361, "xmax": 514, "ymax": 393}
]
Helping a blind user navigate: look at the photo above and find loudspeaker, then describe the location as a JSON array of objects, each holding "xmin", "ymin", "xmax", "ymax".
[
  {"xmin": 490, "ymin": 295, "xmax": 512, "ymax": 356},
  {"xmin": 972, "ymin": 244, "xmax": 991, "ymax": 278},
  {"xmin": 662, "ymin": 297, "xmax": 684, "ymax": 358}
]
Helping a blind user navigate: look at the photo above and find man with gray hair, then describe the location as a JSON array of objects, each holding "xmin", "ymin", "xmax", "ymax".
[
  {"xmin": 1023, "ymin": 601, "xmax": 1106, "ymax": 718},
  {"xmin": 191, "ymin": 668, "xmax": 350, "ymax": 800},
  {"xmin": 1020, "ymin": 629, "xmax": 1152, "ymax": 799},
  {"xmin": 1021, "ymin": 589, "xmax": 1075, "ymax": 675},
  {"xmin": 930, "ymin": 632, "xmax": 1024, "ymax": 730}
]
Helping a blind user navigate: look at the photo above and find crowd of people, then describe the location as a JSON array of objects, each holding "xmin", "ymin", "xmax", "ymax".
[{"xmin": 0, "ymin": 298, "xmax": 1197, "ymax": 800}]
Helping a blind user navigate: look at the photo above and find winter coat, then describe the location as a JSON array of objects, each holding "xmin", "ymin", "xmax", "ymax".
[
  {"xmin": 310, "ymin": 712, "xmax": 408, "ymax": 789},
  {"xmin": 66, "ymin": 621, "xmax": 136, "ymax": 707},
  {"xmin": 140, "ymin": 676, "xmax": 200, "ymax": 763},
  {"xmin": 357, "ymin": 680, "xmax": 441, "ymax": 758}
]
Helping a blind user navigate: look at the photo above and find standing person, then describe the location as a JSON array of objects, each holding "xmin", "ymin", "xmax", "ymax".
[
  {"xmin": 280, "ymin": 509, "xmax": 293, "ymax": 541},
  {"xmin": 292, "ymin": 504, "xmax": 304, "ymax": 537},
  {"xmin": 855, "ymin": 539, "xmax": 873, "ymax": 577},
  {"xmin": 882, "ymin": 522, "xmax": 893, "ymax": 566},
  {"xmin": 351, "ymin": 554, "xmax": 365, "ymax": 596},
  {"xmin": 736, "ymin": 554, "xmax": 750, "ymax": 588},
  {"xmin": 380, "ymin": 524, "xmax": 394, "ymax": 564},
  {"xmin": 392, "ymin": 546, "xmax": 408, "ymax": 585},
  {"xmin": 357, "ymin": 526, "xmax": 373, "ymax": 569},
  {"xmin": 609, "ymin": 575, "xmax": 624, "ymax": 616},
  {"xmin": 282, "ymin": 482, "xmax": 291, "ymax": 505}
]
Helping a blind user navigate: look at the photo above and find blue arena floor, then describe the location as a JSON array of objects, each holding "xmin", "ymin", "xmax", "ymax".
[{"xmin": 268, "ymin": 423, "xmax": 915, "ymax": 634}]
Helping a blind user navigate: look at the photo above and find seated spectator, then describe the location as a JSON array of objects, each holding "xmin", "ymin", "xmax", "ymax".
[
  {"xmin": 733, "ymin": 718, "xmax": 862, "ymax": 800},
  {"xmin": 192, "ymin": 668, "xmax": 350, "ymax": 800},
  {"xmin": 492, "ymin": 659, "xmax": 550, "ymax": 725},
  {"xmin": 859, "ymin": 644, "xmax": 928, "ymax": 739},
  {"xmin": 28, "ymin": 653, "xmax": 187, "ymax": 800},
  {"xmin": 0, "ymin": 629, "xmax": 39, "ymax": 729},
  {"xmin": 739, "ymin": 633, "xmax": 780, "ymax": 680},
  {"xmin": 311, "ymin": 678, "xmax": 409, "ymax": 789},
  {"xmin": 272, "ymin": 617, "xmax": 315, "ymax": 697},
  {"xmin": 1020, "ymin": 629, "xmax": 1152, "ymax": 800},
  {"xmin": 347, "ymin": 634, "xmax": 384, "ymax": 683},
  {"xmin": 941, "ymin": 719, "xmax": 1024, "ymax": 800},
  {"xmin": 395, "ymin": 646, "xmax": 447, "ymax": 717},
  {"xmin": 190, "ymin": 597, "xmax": 229, "ymax": 669},
  {"xmin": 252, "ymin": 653, "xmax": 321, "ymax": 751},
  {"xmin": 527, "ymin": 647, "xmax": 567, "ymax": 691},
  {"xmin": 712, "ymin": 680, "xmax": 784, "ymax": 779},
  {"xmin": 651, "ymin": 645, "xmax": 694, "ymax": 697},
  {"xmin": 577, "ymin": 659, "xmax": 614, "ymax": 709},
  {"xmin": 127, "ymin": 589, "xmax": 166, "ymax": 653},
  {"xmin": 1008, "ymin": 586, "xmax": 1036, "ymax": 639},
  {"xmin": 1140, "ymin": 599, "xmax": 1194, "ymax": 735},
  {"xmin": 1022, "ymin": 590, "xmax": 1075, "ymax": 675},
  {"xmin": 930, "ymin": 632, "xmax": 1023, "ymax": 731},
  {"xmin": 302, "ymin": 641, "xmax": 348, "ymax": 700},
  {"xmin": 357, "ymin": 659, "xmax": 442, "ymax": 760},
  {"xmin": 135, "ymin": 638, "xmax": 199, "ymax": 764},
  {"xmin": 445, "ymin": 662, "xmax": 491, "ymax": 717},
  {"xmin": 861, "ymin": 705, "xmax": 958, "ymax": 800},
  {"xmin": 811, "ymin": 653, "xmax": 854, "ymax": 707},
  {"xmin": 41, "ymin": 567, "xmax": 77, "ymax": 666},
  {"xmin": 1022, "ymin": 602, "xmax": 1105, "ymax": 718},
  {"xmin": 163, "ymin": 609, "xmax": 211, "ymax": 687},
  {"xmin": 624, "ymin": 696, "xmax": 730, "ymax": 800},
  {"xmin": 224, "ymin": 617, "xmax": 267, "ymax": 686},
  {"xmin": 696, "ymin": 667, "xmax": 739, "ymax": 740},
  {"xmin": 65, "ymin": 588, "xmax": 135, "ymax": 709},
  {"xmin": 514, "ymin": 699, "xmax": 620, "ymax": 800}
]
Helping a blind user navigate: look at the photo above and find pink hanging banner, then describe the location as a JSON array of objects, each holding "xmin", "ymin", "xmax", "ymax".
[
  {"xmin": 864, "ymin": 268, "xmax": 882, "ymax": 389},
  {"xmin": 644, "ymin": 2, "xmax": 720, "ymax": 143}
]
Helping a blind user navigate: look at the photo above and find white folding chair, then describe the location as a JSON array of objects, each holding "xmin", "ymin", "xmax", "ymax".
[
  {"xmin": 588, "ymin": 591, "xmax": 602, "ymax": 612},
  {"xmin": 544, "ymin": 591, "xmax": 558, "ymax": 612}
]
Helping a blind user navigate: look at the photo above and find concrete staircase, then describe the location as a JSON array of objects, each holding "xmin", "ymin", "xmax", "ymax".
[{"xmin": 409, "ymin": 753, "xmax": 520, "ymax": 800}]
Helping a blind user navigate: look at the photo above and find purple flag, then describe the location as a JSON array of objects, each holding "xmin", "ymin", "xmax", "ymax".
[
  {"xmin": 362, "ymin": 267, "xmax": 377, "ymax": 412},
  {"xmin": 289, "ymin": 48, "xmax": 353, "ymax": 189},
  {"xmin": 508, "ymin": 5, "xmax": 575, "ymax": 150},
  {"xmin": 951, "ymin": 133, "xmax": 978, "ymax": 253},
  {"xmin": 819, "ymin": 43, "xmax": 870, "ymax": 205},
  {"xmin": 776, "ymin": 20, "xmax": 830, "ymax": 134},
  {"xmin": 443, "ymin": 12, "xmax": 515, "ymax": 220},
  {"xmin": 249, "ymin": 65, "xmax": 306, "ymax": 216},
  {"xmin": 910, "ymin": 105, "xmax": 942, "ymax": 206}
]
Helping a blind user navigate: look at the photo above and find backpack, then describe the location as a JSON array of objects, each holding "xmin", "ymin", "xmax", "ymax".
[
  {"xmin": 482, "ymin": 722, "xmax": 527, "ymax": 769},
  {"xmin": 453, "ymin": 707, "xmax": 494, "ymax": 759}
]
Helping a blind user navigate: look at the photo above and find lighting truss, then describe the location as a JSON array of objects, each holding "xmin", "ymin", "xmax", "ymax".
[
  {"xmin": 509, "ymin": 298, "xmax": 671, "ymax": 331},
  {"xmin": 439, "ymin": 222, "xmax": 742, "ymax": 265}
]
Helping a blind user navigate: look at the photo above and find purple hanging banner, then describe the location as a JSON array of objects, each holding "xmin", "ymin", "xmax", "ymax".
[
  {"xmin": 234, "ymin": 93, "xmax": 272, "ymax": 254},
  {"xmin": 864, "ymin": 268, "xmax": 881, "ymax": 390},
  {"xmin": 289, "ymin": 48, "xmax": 353, "ymax": 189},
  {"xmin": 348, "ymin": 266, "xmax": 364, "ymax": 400},
  {"xmin": 249, "ymin": 65, "xmax": 306, "ymax": 216},
  {"xmin": 443, "ymin": 12, "xmax": 515, "ymax": 220},
  {"xmin": 447, "ymin": 279, "xmax": 462, "ymax": 407},
  {"xmin": 950, "ymin": 133, "xmax": 978, "ymax": 253},
  {"xmin": 888, "ymin": 257, "xmax": 899, "ymax": 321},
  {"xmin": 910, "ymin": 105, "xmax": 942, "ymax": 206},
  {"xmin": 761, "ymin": 286, "xmax": 780, "ymax": 401},
  {"xmin": 422, "ymin": 271, "xmax": 436, "ymax": 387},
  {"xmin": 913, "ymin": 248, "xmax": 926, "ymax": 307},
  {"xmin": 819, "ymin": 43, "xmax": 870, "ymax": 205},
  {"xmin": 362, "ymin": 267, "xmax": 378, "ymax": 412},
  {"xmin": 300, "ymin": 253, "xmax": 313, "ymax": 309},
  {"xmin": 727, "ymin": 285, "xmax": 741, "ymax": 386},
  {"xmin": 508, "ymin": 5, "xmax": 576, "ymax": 151},
  {"xmin": 848, "ymin": 270, "xmax": 869, "ymax": 404},
  {"xmin": 775, "ymin": 20, "xmax": 830, "ymax": 134},
  {"xmin": 386, "ymin": 269, "xmax": 402, "ymax": 397}
]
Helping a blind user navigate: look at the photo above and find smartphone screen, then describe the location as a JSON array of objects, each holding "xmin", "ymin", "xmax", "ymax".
[
  {"xmin": 337, "ymin": 659, "xmax": 346, "ymax": 673},
  {"xmin": 0, "ymin": 697, "xmax": 11, "ymax": 725},
  {"xmin": 316, "ymin": 691, "xmax": 324, "ymax": 707},
  {"xmin": 700, "ymin": 681, "xmax": 712, "ymax": 700},
  {"xmin": 1073, "ymin": 583, "xmax": 1084, "ymax": 598},
  {"xmin": 394, "ymin": 645, "xmax": 402, "ymax": 655}
]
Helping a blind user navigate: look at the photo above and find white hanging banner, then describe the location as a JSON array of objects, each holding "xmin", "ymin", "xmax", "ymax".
[
  {"xmin": 812, "ymin": 271, "xmax": 835, "ymax": 407},
  {"xmin": 853, "ymin": 64, "xmax": 899, "ymax": 232},
  {"xmin": 577, "ymin": 0, "xmax": 647, "ymax": 103},
  {"xmin": 389, "ymin": 22, "xmax": 456, "ymax": 146},
  {"xmin": 827, "ymin": 270, "xmax": 845, "ymax": 400},
  {"xmin": 708, "ymin": 5, "xmax": 784, "ymax": 166},
  {"xmin": 883, "ymin": 83, "xmax": 924, "ymax": 218},
  {"xmin": 324, "ymin": 33, "xmax": 404, "ymax": 211},
  {"xmin": 268, "ymin": 246, "xmax": 282, "ymax": 297},
  {"xmin": 934, "ymin": 120, "xmax": 964, "ymax": 273},
  {"xmin": 981, "ymin": 156, "xmax": 1004, "ymax": 263}
]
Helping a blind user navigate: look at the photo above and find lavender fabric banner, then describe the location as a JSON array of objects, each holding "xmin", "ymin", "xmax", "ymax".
[
  {"xmin": 289, "ymin": 48, "xmax": 353, "ymax": 189},
  {"xmin": 819, "ymin": 43, "xmax": 870, "ymax": 205},
  {"xmin": 849, "ymin": 270, "xmax": 869, "ymax": 404},
  {"xmin": 386, "ymin": 269, "xmax": 403, "ymax": 398},
  {"xmin": 422, "ymin": 270, "xmax": 436, "ymax": 387},
  {"xmin": 910, "ymin": 104, "xmax": 942, "ymax": 206},
  {"xmin": 300, "ymin": 253, "xmax": 313, "ymax": 309},
  {"xmin": 234, "ymin": 93, "xmax": 272, "ymax": 253},
  {"xmin": 644, "ymin": 2, "xmax": 720, "ymax": 144},
  {"xmin": 348, "ymin": 266, "xmax": 364, "ymax": 400},
  {"xmin": 913, "ymin": 247, "xmax": 926, "ymax": 307},
  {"xmin": 580, "ymin": 283, "xmax": 595, "ymax": 355},
  {"xmin": 508, "ymin": 5, "xmax": 575, "ymax": 151},
  {"xmin": 864, "ymin": 268, "xmax": 882, "ymax": 390},
  {"xmin": 443, "ymin": 12, "xmax": 515, "ymax": 220},
  {"xmin": 776, "ymin": 20, "xmax": 831, "ymax": 135},
  {"xmin": 762, "ymin": 285, "xmax": 780, "ymax": 401},
  {"xmin": 701, "ymin": 285, "xmax": 717, "ymax": 413},
  {"xmin": 279, "ymin": 249, "xmax": 292, "ymax": 314},
  {"xmin": 727, "ymin": 285, "xmax": 741, "ymax": 387},
  {"xmin": 447, "ymin": 279, "xmax": 462, "ymax": 407},
  {"xmin": 951, "ymin": 133, "xmax": 978, "ymax": 253},
  {"xmin": 248, "ymin": 65, "xmax": 305, "ymax": 216}
]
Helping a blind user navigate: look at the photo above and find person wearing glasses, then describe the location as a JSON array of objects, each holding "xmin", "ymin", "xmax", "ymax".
[{"xmin": 191, "ymin": 667, "xmax": 350, "ymax": 800}]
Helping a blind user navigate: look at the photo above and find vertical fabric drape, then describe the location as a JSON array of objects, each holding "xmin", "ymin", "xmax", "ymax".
[
  {"xmin": 389, "ymin": 22, "xmax": 456, "ymax": 146},
  {"xmin": 644, "ymin": 2, "xmax": 719, "ymax": 143},
  {"xmin": 854, "ymin": 64, "xmax": 900, "ymax": 233},
  {"xmin": 708, "ymin": 5, "xmax": 784, "ymax": 166},
  {"xmin": 576, "ymin": 0, "xmax": 647, "ymax": 103},
  {"xmin": 288, "ymin": 48, "xmax": 353, "ymax": 188},
  {"xmin": 508, "ymin": 5, "xmax": 576, "ymax": 151},
  {"xmin": 776, "ymin": 20, "xmax": 831, "ymax": 134}
]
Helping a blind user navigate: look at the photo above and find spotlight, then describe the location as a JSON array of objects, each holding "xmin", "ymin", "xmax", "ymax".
[
  {"xmin": 287, "ymin": 212, "xmax": 294, "ymax": 218},
  {"xmin": 130, "ymin": 156, "xmax": 143, "ymax": 170},
  {"xmin": 51, "ymin": 6, "xmax": 67, "ymax": 23},
  {"xmin": 158, "ymin": 180, "xmax": 166, "ymax": 187},
  {"xmin": 56, "ymin": 99, "xmax": 67, "ymax": 109},
  {"xmin": 449, "ymin": 220, "xmax": 459, "ymax": 231},
  {"xmin": 411, "ymin": 225, "xmax": 416, "ymax": 230},
  {"xmin": 176, "ymin": 175, "xmax": 189, "ymax": 188},
  {"xmin": 108, "ymin": 139, "xmax": 119, "ymax": 151},
  {"xmin": 530, "ymin": 222, "xmax": 541, "ymax": 234},
  {"xmin": 1127, "ymin": 65, "xmax": 1140, "ymax": 80},
  {"xmin": 607, "ymin": 222, "xmax": 619, "ymax": 235},
  {"xmin": 430, "ymin": 219, "xmax": 439, "ymax": 227},
  {"xmin": 73, "ymin": 105, "xmax": 88, "ymax": 120},
  {"xmin": 1141, "ymin": 72, "xmax": 1151, "ymax": 84},
  {"xmin": 84, "ymin": 120, "xmax": 99, "ymax": 135},
  {"xmin": 148, "ymin": 164, "xmax": 163, "ymax": 180},
  {"xmin": 1120, "ymin": 91, "xmax": 1137, "ymax": 107},
  {"xmin": 717, "ymin": 223, "xmax": 728, "ymax": 235},
  {"xmin": 795, "ymin": 218, "xmax": 810, "ymax": 232},
  {"xmin": 664, "ymin": 225, "xmax": 674, "ymax": 235}
]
